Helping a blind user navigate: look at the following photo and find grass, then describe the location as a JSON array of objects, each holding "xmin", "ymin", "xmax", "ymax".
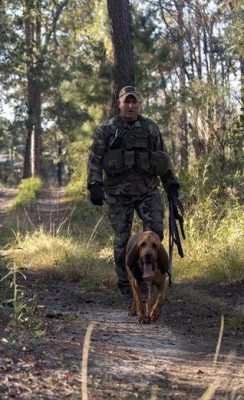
[
  {"xmin": 0, "ymin": 263, "xmax": 12, "ymax": 308},
  {"xmin": 225, "ymin": 315, "xmax": 244, "ymax": 333},
  {"xmin": 3, "ymin": 227, "xmax": 116, "ymax": 290},
  {"xmin": 9, "ymin": 177, "xmax": 44, "ymax": 212},
  {"xmin": 173, "ymin": 200, "xmax": 244, "ymax": 283},
  {"xmin": 1, "ymin": 192, "xmax": 243, "ymax": 289}
]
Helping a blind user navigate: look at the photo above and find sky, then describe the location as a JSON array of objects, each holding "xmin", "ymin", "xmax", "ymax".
[{"xmin": 1, "ymin": 103, "xmax": 14, "ymax": 122}]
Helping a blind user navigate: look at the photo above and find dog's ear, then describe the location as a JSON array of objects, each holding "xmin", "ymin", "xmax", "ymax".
[
  {"xmin": 126, "ymin": 240, "xmax": 139, "ymax": 270},
  {"xmin": 157, "ymin": 244, "xmax": 169, "ymax": 274}
]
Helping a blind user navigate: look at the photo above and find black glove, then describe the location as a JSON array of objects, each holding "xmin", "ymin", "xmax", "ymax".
[
  {"xmin": 167, "ymin": 183, "xmax": 179, "ymax": 201},
  {"xmin": 89, "ymin": 183, "xmax": 105, "ymax": 206}
]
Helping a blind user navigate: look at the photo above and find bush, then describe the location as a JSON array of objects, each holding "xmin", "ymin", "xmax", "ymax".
[
  {"xmin": 65, "ymin": 139, "xmax": 92, "ymax": 201},
  {"xmin": 9, "ymin": 177, "xmax": 44, "ymax": 212},
  {"xmin": 173, "ymin": 196, "xmax": 244, "ymax": 283}
]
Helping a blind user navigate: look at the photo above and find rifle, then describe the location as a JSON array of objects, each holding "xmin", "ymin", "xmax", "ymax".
[{"xmin": 168, "ymin": 195, "xmax": 185, "ymax": 286}]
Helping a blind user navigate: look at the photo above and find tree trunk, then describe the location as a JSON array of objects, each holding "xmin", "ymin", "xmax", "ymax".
[
  {"xmin": 23, "ymin": 0, "xmax": 33, "ymax": 178},
  {"xmin": 175, "ymin": 0, "xmax": 188, "ymax": 170},
  {"xmin": 240, "ymin": 58, "xmax": 244, "ymax": 112},
  {"xmin": 57, "ymin": 139, "xmax": 63, "ymax": 186},
  {"xmin": 23, "ymin": 124, "xmax": 32, "ymax": 178},
  {"xmin": 32, "ymin": 0, "xmax": 42, "ymax": 177},
  {"xmin": 107, "ymin": 0, "xmax": 135, "ymax": 116},
  {"xmin": 24, "ymin": 65, "xmax": 42, "ymax": 178},
  {"xmin": 31, "ymin": 62, "xmax": 42, "ymax": 177},
  {"xmin": 23, "ymin": 0, "xmax": 42, "ymax": 178}
]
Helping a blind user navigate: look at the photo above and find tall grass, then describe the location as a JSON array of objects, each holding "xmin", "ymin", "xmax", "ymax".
[
  {"xmin": 4, "ymin": 227, "xmax": 115, "ymax": 290},
  {"xmin": 2, "ymin": 191, "xmax": 243, "ymax": 287},
  {"xmin": 9, "ymin": 177, "xmax": 44, "ymax": 212},
  {"xmin": 173, "ymin": 197, "xmax": 244, "ymax": 283}
]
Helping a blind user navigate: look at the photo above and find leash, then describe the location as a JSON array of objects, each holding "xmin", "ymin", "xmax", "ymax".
[{"xmin": 168, "ymin": 196, "xmax": 186, "ymax": 287}]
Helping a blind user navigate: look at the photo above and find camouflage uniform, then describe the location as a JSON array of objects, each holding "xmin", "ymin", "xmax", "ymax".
[{"xmin": 87, "ymin": 115, "xmax": 178, "ymax": 294}]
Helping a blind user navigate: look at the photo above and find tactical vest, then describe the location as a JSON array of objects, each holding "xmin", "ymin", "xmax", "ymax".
[{"xmin": 102, "ymin": 118, "xmax": 159, "ymax": 178}]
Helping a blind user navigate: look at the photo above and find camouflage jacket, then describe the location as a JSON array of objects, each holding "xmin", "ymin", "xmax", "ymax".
[{"xmin": 87, "ymin": 115, "xmax": 179, "ymax": 196}]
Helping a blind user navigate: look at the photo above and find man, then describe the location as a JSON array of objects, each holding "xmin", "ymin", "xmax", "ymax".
[{"xmin": 87, "ymin": 86, "xmax": 179, "ymax": 299}]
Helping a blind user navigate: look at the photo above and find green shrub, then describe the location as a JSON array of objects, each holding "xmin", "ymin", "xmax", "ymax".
[
  {"xmin": 65, "ymin": 139, "xmax": 92, "ymax": 201},
  {"xmin": 9, "ymin": 177, "xmax": 44, "ymax": 212}
]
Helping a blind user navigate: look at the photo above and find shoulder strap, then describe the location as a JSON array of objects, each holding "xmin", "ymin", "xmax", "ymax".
[
  {"xmin": 138, "ymin": 115, "xmax": 148, "ymax": 129},
  {"xmin": 103, "ymin": 116, "xmax": 122, "ymax": 147}
]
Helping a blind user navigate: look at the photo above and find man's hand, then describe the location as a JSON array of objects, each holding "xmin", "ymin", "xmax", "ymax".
[{"xmin": 89, "ymin": 182, "xmax": 105, "ymax": 206}]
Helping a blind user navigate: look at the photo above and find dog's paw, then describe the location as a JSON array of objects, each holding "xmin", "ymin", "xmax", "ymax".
[
  {"xmin": 149, "ymin": 311, "xmax": 160, "ymax": 322},
  {"xmin": 139, "ymin": 315, "xmax": 151, "ymax": 324}
]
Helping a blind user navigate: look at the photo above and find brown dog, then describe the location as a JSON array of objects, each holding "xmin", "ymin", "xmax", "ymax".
[{"xmin": 126, "ymin": 230, "xmax": 168, "ymax": 324}]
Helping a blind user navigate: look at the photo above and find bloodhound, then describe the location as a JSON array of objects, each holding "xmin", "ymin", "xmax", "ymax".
[{"xmin": 126, "ymin": 230, "xmax": 169, "ymax": 324}]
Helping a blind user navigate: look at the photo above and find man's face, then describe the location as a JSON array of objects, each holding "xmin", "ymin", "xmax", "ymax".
[{"xmin": 118, "ymin": 95, "xmax": 140, "ymax": 122}]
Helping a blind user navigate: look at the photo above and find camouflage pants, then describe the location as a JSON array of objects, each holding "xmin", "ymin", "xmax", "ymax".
[{"xmin": 107, "ymin": 188, "xmax": 164, "ymax": 292}]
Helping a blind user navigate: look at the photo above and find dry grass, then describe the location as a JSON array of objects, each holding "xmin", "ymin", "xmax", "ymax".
[
  {"xmin": 3, "ymin": 228, "xmax": 116, "ymax": 289},
  {"xmin": 2, "ymin": 195, "xmax": 243, "ymax": 289},
  {"xmin": 172, "ymin": 202, "xmax": 244, "ymax": 283},
  {"xmin": 81, "ymin": 323, "xmax": 95, "ymax": 400}
]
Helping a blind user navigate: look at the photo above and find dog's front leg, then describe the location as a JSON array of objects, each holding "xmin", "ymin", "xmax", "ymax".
[
  {"xmin": 132, "ymin": 280, "xmax": 148, "ymax": 323},
  {"xmin": 125, "ymin": 266, "xmax": 136, "ymax": 316},
  {"xmin": 145, "ymin": 284, "xmax": 153, "ymax": 317},
  {"xmin": 128, "ymin": 272, "xmax": 149, "ymax": 323},
  {"xmin": 149, "ymin": 274, "xmax": 166, "ymax": 322}
]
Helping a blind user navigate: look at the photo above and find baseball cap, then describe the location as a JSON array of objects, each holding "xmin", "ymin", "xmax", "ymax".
[{"xmin": 119, "ymin": 86, "xmax": 142, "ymax": 102}]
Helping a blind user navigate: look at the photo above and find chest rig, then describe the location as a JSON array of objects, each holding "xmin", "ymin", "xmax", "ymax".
[{"xmin": 102, "ymin": 118, "xmax": 158, "ymax": 177}]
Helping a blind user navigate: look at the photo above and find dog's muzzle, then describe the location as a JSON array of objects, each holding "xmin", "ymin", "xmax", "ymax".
[{"xmin": 143, "ymin": 252, "xmax": 154, "ymax": 263}]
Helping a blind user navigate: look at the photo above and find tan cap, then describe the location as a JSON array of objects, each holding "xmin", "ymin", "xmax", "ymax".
[{"xmin": 119, "ymin": 86, "xmax": 142, "ymax": 102}]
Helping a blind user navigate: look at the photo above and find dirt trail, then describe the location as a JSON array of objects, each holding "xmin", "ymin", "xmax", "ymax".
[
  {"xmin": 0, "ymin": 188, "xmax": 18, "ymax": 217},
  {"xmin": 0, "ymin": 189, "xmax": 243, "ymax": 399},
  {"xmin": 0, "ymin": 187, "xmax": 72, "ymax": 224}
]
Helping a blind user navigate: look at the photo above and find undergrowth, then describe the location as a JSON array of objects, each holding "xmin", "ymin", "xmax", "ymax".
[
  {"xmin": 3, "ymin": 221, "xmax": 115, "ymax": 291},
  {"xmin": 65, "ymin": 139, "xmax": 91, "ymax": 201},
  {"xmin": 1, "ymin": 192, "xmax": 244, "ymax": 288},
  {"xmin": 174, "ymin": 197, "xmax": 244, "ymax": 283},
  {"xmin": 9, "ymin": 177, "xmax": 44, "ymax": 212}
]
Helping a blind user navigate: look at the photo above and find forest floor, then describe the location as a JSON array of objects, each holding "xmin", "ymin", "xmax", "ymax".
[{"xmin": 0, "ymin": 188, "xmax": 243, "ymax": 400}]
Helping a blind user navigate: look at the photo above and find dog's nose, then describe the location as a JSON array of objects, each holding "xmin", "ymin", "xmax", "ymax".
[{"xmin": 144, "ymin": 253, "xmax": 153, "ymax": 262}]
